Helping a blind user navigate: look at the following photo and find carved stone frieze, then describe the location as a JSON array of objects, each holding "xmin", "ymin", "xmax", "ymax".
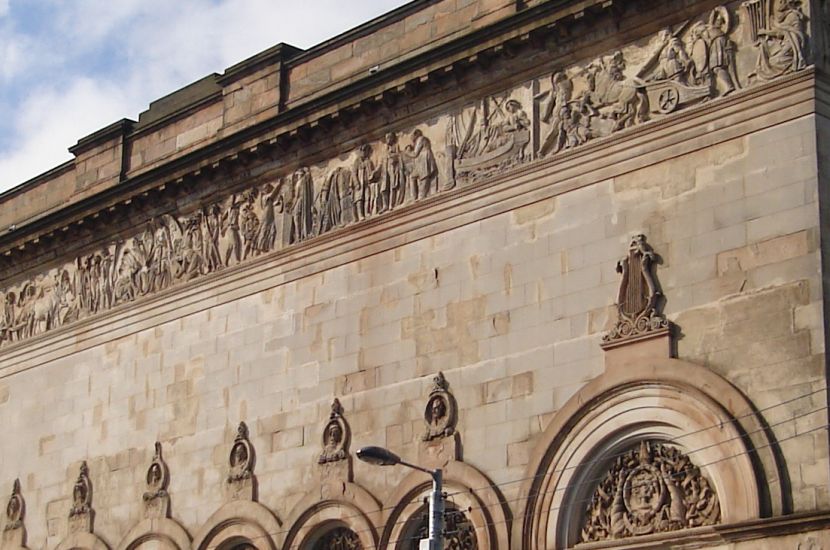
[
  {"xmin": 68, "ymin": 461, "xmax": 93, "ymax": 534},
  {"xmin": 602, "ymin": 234, "xmax": 670, "ymax": 347},
  {"xmin": 143, "ymin": 442, "xmax": 171, "ymax": 518},
  {"xmin": 0, "ymin": 0, "xmax": 812, "ymax": 349},
  {"xmin": 226, "ymin": 422, "xmax": 256, "ymax": 500},
  {"xmin": 581, "ymin": 441, "xmax": 721, "ymax": 543}
]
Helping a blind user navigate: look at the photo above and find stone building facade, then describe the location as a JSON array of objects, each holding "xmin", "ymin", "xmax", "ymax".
[{"xmin": 0, "ymin": 0, "xmax": 829, "ymax": 548}]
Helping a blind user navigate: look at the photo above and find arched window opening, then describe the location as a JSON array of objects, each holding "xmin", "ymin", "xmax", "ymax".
[
  {"xmin": 308, "ymin": 525, "xmax": 362, "ymax": 550},
  {"xmin": 399, "ymin": 503, "xmax": 477, "ymax": 550}
]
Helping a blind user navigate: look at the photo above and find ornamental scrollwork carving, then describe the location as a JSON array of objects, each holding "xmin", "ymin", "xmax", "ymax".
[
  {"xmin": 0, "ymin": 0, "xmax": 812, "ymax": 349},
  {"xmin": 422, "ymin": 372, "xmax": 457, "ymax": 442},
  {"xmin": 602, "ymin": 234, "xmax": 670, "ymax": 346},
  {"xmin": 4, "ymin": 479, "xmax": 24, "ymax": 532},
  {"xmin": 313, "ymin": 527, "xmax": 362, "ymax": 550},
  {"xmin": 581, "ymin": 441, "xmax": 720, "ymax": 542},
  {"xmin": 319, "ymin": 398, "xmax": 350, "ymax": 464}
]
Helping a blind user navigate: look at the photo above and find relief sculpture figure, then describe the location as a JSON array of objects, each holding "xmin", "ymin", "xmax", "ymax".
[
  {"xmin": 380, "ymin": 133, "xmax": 407, "ymax": 210},
  {"xmin": 751, "ymin": 0, "xmax": 808, "ymax": 81},
  {"xmin": 585, "ymin": 51, "xmax": 650, "ymax": 130},
  {"xmin": 405, "ymin": 129, "xmax": 438, "ymax": 202},
  {"xmin": 289, "ymin": 167, "xmax": 315, "ymax": 244}
]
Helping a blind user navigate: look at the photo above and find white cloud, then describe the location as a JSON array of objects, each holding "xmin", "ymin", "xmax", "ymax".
[
  {"xmin": 0, "ymin": 0, "xmax": 408, "ymax": 191},
  {"xmin": 0, "ymin": 0, "xmax": 9, "ymax": 18}
]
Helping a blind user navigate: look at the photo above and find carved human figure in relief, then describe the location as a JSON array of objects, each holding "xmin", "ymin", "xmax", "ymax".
[
  {"xmin": 405, "ymin": 129, "xmax": 438, "ymax": 202},
  {"xmin": 315, "ymin": 170, "xmax": 341, "ymax": 235},
  {"xmin": 422, "ymin": 372, "xmax": 456, "ymax": 441},
  {"xmin": 255, "ymin": 182, "xmax": 282, "ymax": 253},
  {"xmin": 752, "ymin": 0, "xmax": 808, "ymax": 81},
  {"xmin": 584, "ymin": 52, "xmax": 649, "ymax": 130},
  {"xmin": 4, "ymin": 479, "xmax": 23, "ymax": 532},
  {"xmin": 289, "ymin": 167, "xmax": 315, "ymax": 244},
  {"xmin": 705, "ymin": 7, "xmax": 740, "ymax": 96},
  {"xmin": 69, "ymin": 462, "xmax": 92, "ymax": 518},
  {"xmin": 319, "ymin": 398, "xmax": 349, "ymax": 464},
  {"xmin": 380, "ymin": 133, "xmax": 407, "ymax": 210},
  {"xmin": 227, "ymin": 422, "xmax": 254, "ymax": 484},
  {"xmin": 352, "ymin": 144, "xmax": 380, "ymax": 218},
  {"xmin": 222, "ymin": 196, "xmax": 243, "ymax": 266}
]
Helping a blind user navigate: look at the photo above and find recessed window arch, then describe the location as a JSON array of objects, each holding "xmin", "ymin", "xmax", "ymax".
[{"xmin": 397, "ymin": 502, "xmax": 478, "ymax": 550}]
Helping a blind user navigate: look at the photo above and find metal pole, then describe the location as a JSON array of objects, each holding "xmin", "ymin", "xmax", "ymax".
[{"xmin": 428, "ymin": 468, "xmax": 443, "ymax": 550}]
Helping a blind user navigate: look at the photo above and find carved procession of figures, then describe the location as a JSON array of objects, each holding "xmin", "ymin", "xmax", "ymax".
[{"xmin": 0, "ymin": 0, "xmax": 811, "ymax": 349}]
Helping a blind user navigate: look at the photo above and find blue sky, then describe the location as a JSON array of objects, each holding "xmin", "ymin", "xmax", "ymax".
[{"xmin": 0, "ymin": 0, "xmax": 409, "ymax": 191}]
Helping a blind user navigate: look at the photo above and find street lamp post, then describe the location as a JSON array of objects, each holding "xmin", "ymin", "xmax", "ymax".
[{"xmin": 356, "ymin": 446, "xmax": 443, "ymax": 550}]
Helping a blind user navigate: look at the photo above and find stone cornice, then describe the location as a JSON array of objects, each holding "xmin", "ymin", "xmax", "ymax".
[
  {"xmin": 0, "ymin": 0, "xmax": 714, "ymax": 263},
  {"xmin": 0, "ymin": 68, "xmax": 815, "ymax": 378}
]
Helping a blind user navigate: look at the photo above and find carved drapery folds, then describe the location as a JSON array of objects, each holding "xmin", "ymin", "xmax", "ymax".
[
  {"xmin": 68, "ymin": 461, "xmax": 93, "ymax": 533},
  {"xmin": 227, "ymin": 422, "xmax": 256, "ymax": 500},
  {"xmin": 581, "ymin": 441, "xmax": 721, "ymax": 543},
  {"xmin": 143, "ymin": 442, "xmax": 171, "ymax": 518},
  {"xmin": 602, "ymin": 234, "xmax": 670, "ymax": 347},
  {"xmin": 0, "ymin": 0, "xmax": 812, "ymax": 349}
]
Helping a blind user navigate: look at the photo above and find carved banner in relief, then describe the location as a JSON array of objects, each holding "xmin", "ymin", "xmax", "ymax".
[
  {"xmin": 0, "ymin": 0, "xmax": 811, "ymax": 349},
  {"xmin": 581, "ymin": 441, "xmax": 720, "ymax": 543}
]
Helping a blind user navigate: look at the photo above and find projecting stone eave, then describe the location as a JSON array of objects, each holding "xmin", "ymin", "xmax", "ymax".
[{"xmin": 0, "ymin": 0, "xmax": 645, "ymax": 265}]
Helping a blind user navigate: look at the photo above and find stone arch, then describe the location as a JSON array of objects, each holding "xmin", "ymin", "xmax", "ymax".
[
  {"xmin": 54, "ymin": 532, "xmax": 110, "ymax": 550},
  {"xmin": 281, "ymin": 482, "xmax": 381, "ymax": 550},
  {"xmin": 514, "ymin": 358, "xmax": 787, "ymax": 549},
  {"xmin": 379, "ymin": 460, "xmax": 510, "ymax": 550},
  {"xmin": 116, "ymin": 518, "xmax": 192, "ymax": 550},
  {"xmin": 192, "ymin": 501, "xmax": 281, "ymax": 550}
]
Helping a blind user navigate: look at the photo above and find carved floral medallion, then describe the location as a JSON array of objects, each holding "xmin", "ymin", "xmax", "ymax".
[{"xmin": 581, "ymin": 441, "xmax": 720, "ymax": 543}]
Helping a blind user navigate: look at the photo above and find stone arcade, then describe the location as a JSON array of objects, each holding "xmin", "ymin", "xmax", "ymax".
[{"xmin": 0, "ymin": 0, "xmax": 828, "ymax": 548}]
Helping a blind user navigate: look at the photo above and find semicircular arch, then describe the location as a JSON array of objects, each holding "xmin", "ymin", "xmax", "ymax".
[
  {"xmin": 192, "ymin": 501, "xmax": 281, "ymax": 550},
  {"xmin": 514, "ymin": 358, "xmax": 787, "ymax": 549},
  {"xmin": 282, "ymin": 482, "xmax": 381, "ymax": 550},
  {"xmin": 380, "ymin": 460, "xmax": 510, "ymax": 550},
  {"xmin": 116, "ymin": 518, "xmax": 192, "ymax": 550}
]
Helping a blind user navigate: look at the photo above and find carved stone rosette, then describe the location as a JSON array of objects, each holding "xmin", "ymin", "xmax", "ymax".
[
  {"xmin": 422, "ymin": 372, "xmax": 457, "ymax": 442},
  {"xmin": 319, "ymin": 399, "xmax": 350, "ymax": 465},
  {"xmin": 68, "ymin": 461, "xmax": 93, "ymax": 534},
  {"xmin": 4, "ymin": 479, "xmax": 24, "ymax": 532},
  {"xmin": 581, "ymin": 441, "xmax": 720, "ymax": 543},
  {"xmin": 602, "ymin": 235, "xmax": 670, "ymax": 347},
  {"xmin": 143, "ymin": 442, "xmax": 171, "ymax": 518},
  {"xmin": 226, "ymin": 422, "xmax": 256, "ymax": 500}
]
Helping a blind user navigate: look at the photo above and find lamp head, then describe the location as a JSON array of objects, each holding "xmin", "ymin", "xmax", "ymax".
[{"xmin": 356, "ymin": 446, "xmax": 401, "ymax": 466}]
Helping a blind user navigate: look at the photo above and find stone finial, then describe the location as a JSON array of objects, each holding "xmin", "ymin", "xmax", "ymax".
[{"xmin": 602, "ymin": 234, "xmax": 670, "ymax": 348}]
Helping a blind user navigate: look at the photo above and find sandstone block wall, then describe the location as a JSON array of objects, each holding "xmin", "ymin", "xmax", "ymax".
[{"xmin": 0, "ymin": 111, "xmax": 825, "ymax": 548}]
